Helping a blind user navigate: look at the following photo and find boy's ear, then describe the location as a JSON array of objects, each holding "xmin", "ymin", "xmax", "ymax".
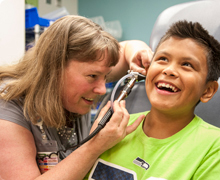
[{"xmin": 200, "ymin": 81, "xmax": 219, "ymax": 103}]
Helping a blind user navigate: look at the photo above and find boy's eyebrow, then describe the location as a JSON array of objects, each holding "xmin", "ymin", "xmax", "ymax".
[{"xmin": 154, "ymin": 51, "xmax": 170, "ymax": 57}]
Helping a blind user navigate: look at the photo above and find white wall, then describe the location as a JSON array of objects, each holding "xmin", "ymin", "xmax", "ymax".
[
  {"xmin": 0, "ymin": 0, "xmax": 25, "ymax": 66},
  {"xmin": 38, "ymin": 0, "xmax": 78, "ymax": 16}
]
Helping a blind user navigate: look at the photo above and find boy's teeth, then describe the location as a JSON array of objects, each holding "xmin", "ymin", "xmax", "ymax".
[{"xmin": 157, "ymin": 82, "xmax": 177, "ymax": 92}]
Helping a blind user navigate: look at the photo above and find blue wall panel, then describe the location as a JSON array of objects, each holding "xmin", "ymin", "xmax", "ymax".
[{"xmin": 78, "ymin": 0, "xmax": 194, "ymax": 43}]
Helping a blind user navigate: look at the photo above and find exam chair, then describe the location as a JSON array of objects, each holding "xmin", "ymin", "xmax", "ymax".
[{"xmin": 95, "ymin": 0, "xmax": 220, "ymax": 127}]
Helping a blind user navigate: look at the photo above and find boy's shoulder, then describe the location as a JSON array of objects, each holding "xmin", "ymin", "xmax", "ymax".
[
  {"xmin": 194, "ymin": 115, "xmax": 220, "ymax": 145},
  {"xmin": 196, "ymin": 114, "xmax": 220, "ymax": 129}
]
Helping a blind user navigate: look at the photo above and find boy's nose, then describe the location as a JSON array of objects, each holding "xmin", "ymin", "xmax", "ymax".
[{"xmin": 162, "ymin": 66, "xmax": 178, "ymax": 77}]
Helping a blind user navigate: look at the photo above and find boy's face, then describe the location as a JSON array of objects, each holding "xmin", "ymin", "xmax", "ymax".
[{"xmin": 146, "ymin": 37, "xmax": 209, "ymax": 116}]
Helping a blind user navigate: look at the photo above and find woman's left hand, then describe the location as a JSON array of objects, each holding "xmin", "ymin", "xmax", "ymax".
[
  {"xmin": 107, "ymin": 40, "xmax": 153, "ymax": 82},
  {"xmin": 129, "ymin": 47, "xmax": 153, "ymax": 76}
]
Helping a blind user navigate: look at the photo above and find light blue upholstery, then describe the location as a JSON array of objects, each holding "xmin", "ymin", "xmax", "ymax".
[{"xmin": 150, "ymin": 0, "xmax": 220, "ymax": 51}]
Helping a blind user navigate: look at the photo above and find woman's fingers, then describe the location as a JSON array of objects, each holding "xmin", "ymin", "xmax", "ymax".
[
  {"xmin": 108, "ymin": 100, "xmax": 127, "ymax": 127},
  {"xmin": 89, "ymin": 99, "xmax": 145, "ymax": 152},
  {"xmin": 126, "ymin": 114, "xmax": 145, "ymax": 135},
  {"xmin": 130, "ymin": 49, "xmax": 153, "ymax": 75},
  {"xmin": 90, "ymin": 101, "xmax": 111, "ymax": 133}
]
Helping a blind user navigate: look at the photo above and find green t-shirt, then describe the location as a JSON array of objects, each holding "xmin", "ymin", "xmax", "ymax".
[{"xmin": 85, "ymin": 111, "xmax": 220, "ymax": 180}]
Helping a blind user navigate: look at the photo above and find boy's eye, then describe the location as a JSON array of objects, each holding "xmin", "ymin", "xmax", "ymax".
[
  {"xmin": 182, "ymin": 62, "xmax": 193, "ymax": 68},
  {"xmin": 158, "ymin": 57, "xmax": 168, "ymax": 61}
]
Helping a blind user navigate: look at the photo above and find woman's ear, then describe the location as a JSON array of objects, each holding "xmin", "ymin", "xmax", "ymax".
[{"xmin": 200, "ymin": 81, "xmax": 219, "ymax": 103}]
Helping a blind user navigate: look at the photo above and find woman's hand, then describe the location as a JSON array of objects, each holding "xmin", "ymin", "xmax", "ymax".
[
  {"xmin": 108, "ymin": 40, "xmax": 153, "ymax": 82},
  {"xmin": 129, "ymin": 48, "xmax": 153, "ymax": 76},
  {"xmin": 122, "ymin": 40, "xmax": 153, "ymax": 76},
  {"xmin": 88, "ymin": 100, "xmax": 145, "ymax": 153}
]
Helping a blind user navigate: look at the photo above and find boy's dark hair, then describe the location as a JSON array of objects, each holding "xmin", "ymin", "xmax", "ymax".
[{"xmin": 156, "ymin": 20, "xmax": 220, "ymax": 82}]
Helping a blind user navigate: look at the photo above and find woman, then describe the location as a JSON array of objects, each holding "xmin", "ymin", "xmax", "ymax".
[{"xmin": 0, "ymin": 15, "xmax": 152, "ymax": 179}]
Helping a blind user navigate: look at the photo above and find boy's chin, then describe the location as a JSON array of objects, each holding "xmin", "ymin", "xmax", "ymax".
[{"xmin": 151, "ymin": 101, "xmax": 179, "ymax": 112}]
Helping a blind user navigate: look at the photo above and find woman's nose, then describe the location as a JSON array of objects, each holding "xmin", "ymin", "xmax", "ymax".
[{"xmin": 93, "ymin": 81, "xmax": 107, "ymax": 95}]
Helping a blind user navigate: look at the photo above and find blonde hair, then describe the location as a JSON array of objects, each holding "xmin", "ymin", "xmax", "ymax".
[{"xmin": 0, "ymin": 15, "xmax": 120, "ymax": 128}]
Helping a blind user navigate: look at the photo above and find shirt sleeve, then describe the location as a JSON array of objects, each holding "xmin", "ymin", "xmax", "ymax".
[
  {"xmin": 192, "ymin": 140, "xmax": 220, "ymax": 179},
  {"xmin": 0, "ymin": 99, "xmax": 31, "ymax": 131}
]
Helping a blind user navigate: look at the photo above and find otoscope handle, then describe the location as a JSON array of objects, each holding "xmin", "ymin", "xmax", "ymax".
[
  {"xmin": 98, "ymin": 74, "xmax": 141, "ymax": 128},
  {"xmin": 98, "ymin": 108, "xmax": 113, "ymax": 127}
]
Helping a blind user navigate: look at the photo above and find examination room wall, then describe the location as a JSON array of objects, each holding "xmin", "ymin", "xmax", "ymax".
[{"xmin": 78, "ymin": 0, "xmax": 195, "ymax": 44}]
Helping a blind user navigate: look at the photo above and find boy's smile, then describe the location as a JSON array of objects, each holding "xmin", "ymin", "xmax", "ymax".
[
  {"xmin": 156, "ymin": 81, "xmax": 180, "ymax": 93},
  {"xmin": 146, "ymin": 37, "xmax": 208, "ymax": 117}
]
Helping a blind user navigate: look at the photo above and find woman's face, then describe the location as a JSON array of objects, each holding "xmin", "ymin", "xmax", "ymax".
[{"xmin": 61, "ymin": 53, "xmax": 112, "ymax": 115}]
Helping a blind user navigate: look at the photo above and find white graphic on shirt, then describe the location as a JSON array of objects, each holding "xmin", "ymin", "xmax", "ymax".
[
  {"xmin": 133, "ymin": 157, "xmax": 150, "ymax": 170},
  {"xmin": 147, "ymin": 177, "xmax": 167, "ymax": 180}
]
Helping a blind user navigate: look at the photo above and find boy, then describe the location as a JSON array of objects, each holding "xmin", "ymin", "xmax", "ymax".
[{"xmin": 85, "ymin": 21, "xmax": 220, "ymax": 179}]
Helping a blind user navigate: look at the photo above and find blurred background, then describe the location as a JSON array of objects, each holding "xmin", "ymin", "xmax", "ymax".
[{"xmin": 0, "ymin": 0, "xmax": 194, "ymax": 66}]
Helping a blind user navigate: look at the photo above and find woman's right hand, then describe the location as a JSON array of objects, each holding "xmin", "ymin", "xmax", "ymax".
[{"xmin": 88, "ymin": 100, "xmax": 145, "ymax": 153}]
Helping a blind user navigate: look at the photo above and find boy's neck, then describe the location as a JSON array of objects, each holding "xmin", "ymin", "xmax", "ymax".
[{"xmin": 143, "ymin": 108, "xmax": 195, "ymax": 139}]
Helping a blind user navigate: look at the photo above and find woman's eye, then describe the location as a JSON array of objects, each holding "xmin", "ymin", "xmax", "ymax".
[{"xmin": 89, "ymin": 75, "xmax": 97, "ymax": 79}]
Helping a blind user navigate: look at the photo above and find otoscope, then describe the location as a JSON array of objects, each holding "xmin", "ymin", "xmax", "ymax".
[{"xmin": 78, "ymin": 70, "xmax": 146, "ymax": 146}]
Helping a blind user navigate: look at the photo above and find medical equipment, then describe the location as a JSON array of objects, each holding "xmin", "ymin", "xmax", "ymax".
[{"xmin": 79, "ymin": 70, "xmax": 146, "ymax": 145}]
